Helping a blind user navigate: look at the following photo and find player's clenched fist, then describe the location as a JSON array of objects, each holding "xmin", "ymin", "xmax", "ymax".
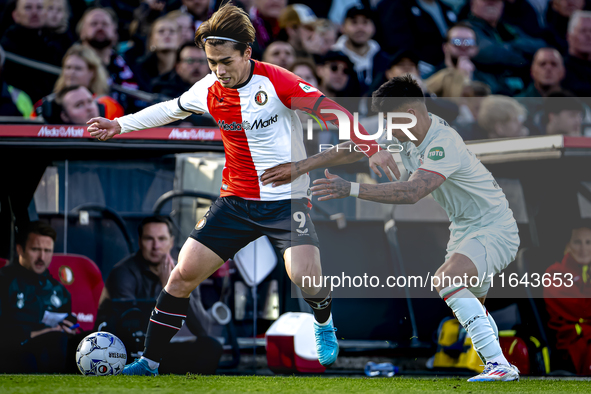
[{"xmin": 87, "ymin": 117, "xmax": 122, "ymax": 141}]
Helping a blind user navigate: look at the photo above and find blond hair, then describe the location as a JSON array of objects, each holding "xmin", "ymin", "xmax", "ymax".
[
  {"xmin": 195, "ymin": 3, "xmax": 255, "ymax": 55},
  {"xmin": 477, "ymin": 95, "xmax": 526, "ymax": 132},
  {"xmin": 54, "ymin": 44, "xmax": 109, "ymax": 96}
]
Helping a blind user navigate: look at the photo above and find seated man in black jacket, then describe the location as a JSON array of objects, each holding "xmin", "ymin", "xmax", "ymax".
[
  {"xmin": 0, "ymin": 221, "xmax": 79, "ymax": 373},
  {"xmin": 99, "ymin": 216, "xmax": 222, "ymax": 374}
]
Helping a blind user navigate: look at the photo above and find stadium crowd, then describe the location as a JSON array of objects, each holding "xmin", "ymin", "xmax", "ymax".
[{"xmin": 0, "ymin": 0, "xmax": 590, "ymax": 139}]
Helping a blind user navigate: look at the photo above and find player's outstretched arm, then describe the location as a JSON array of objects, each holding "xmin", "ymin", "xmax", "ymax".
[
  {"xmin": 260, "ymin": 143, "xmax": 400, "ymax": 187},
  {"xmin": 87, "ymin": 117, "xmax": 121, "ymax": 141},
  {"xmin": 311, "ymin": 168, "xmax": 444, "ymax": 203}
]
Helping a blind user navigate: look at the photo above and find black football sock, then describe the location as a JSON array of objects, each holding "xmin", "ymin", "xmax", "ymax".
[
  {"xmin": 302, "ymin": 287, "xmax": 332, "ymax": 324},
  {"xmin": 142, "ymin": 289, "xmax": 190, "ymax": 363}
]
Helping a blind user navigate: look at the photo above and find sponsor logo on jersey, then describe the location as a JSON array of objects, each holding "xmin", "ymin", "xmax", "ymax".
[
  {"xmin": 427, "ymin": 147, "xmax": 445, "ymax": 161},
  {"xmin": 254, "ymin": 90, "xmax": 268, "ymax": 106},
  {"xmin": 244, "ymin": 114, "xmax": 278, "ymax": 130},
  {"xmin": 299, "ymin": 82, "xmax": 318, "ymax": 93},
  {"xmin": 217, "ymin": 120, "xmax": 245, "ymax": 131}
]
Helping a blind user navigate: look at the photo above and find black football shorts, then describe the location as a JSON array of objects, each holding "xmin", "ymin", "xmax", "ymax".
[{"xmin": 189, "ymin": 196, "xmax": 320, "ymax": 261}]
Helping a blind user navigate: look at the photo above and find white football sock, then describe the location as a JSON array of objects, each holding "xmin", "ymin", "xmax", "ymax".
[
  {"xmin": 140, "ymin": 356, "xmax": 160, "ymax": 370},
  {"xmin": 316, "ymin": 313, "xmax": 332, "ymax": 326},
  {"xmin": 485, "ymin": 307, "xmax": 499, "ymax": 341},
  {"xmin": 440, "ymin": 286, "xmax": 508, "ymax": 366}
]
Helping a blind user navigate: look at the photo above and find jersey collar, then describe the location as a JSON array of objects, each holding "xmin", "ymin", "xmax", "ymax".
[
  {"xmin": 231, "ymin": 60, "xmax": 255, "ymax": 90},
  {"xmin": 417, "ymin": 113, "xmax": 436, "ymax": 152}
]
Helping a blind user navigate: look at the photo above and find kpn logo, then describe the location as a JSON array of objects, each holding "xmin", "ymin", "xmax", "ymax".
[{"xmin": 427, "ymin": 147, "xmax": 445, "ymax": 161}]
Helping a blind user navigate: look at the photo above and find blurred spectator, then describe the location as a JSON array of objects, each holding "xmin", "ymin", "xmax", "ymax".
[
  {"xmin": 290, "ymin": 57, "xmax": 319, "ymax": 88},
  {"xmin": 543, "ymin": 91, "xmax": 584, "ymax": 136},
  {"xmin": 0, "ymin": 44, "xmax": 33, "ymax": 118},
  {"xmin": 55, "ymin": 45, "xmax": 122, "ymax": 112},
  {"xmin": 466, "ymin": 0, "xmax": 546, "ymax": 94},
  {"xmin": 100, "ymin": 216, "xmax": 223, "ymax": 375},
  {"xmin": 151, "ymin": 43, "xmax": 216, "ymax": 126},
  {"xmin": 544, "ymin": 220, "xmax": 591, "ymax": 375},
  {"xmin": 136, "ymin": 15, "xmax": 181, "ymax": 86},
  {"xmin": 0, "ymin": 0, "xmax": 61, "ymax": 101},
  {"xmin": 316, "ymin": 50, "xmax": 360, "ymax": 98},
  {"xmin": 453, "ymin": 80, "xmax": 491, "ymax": 140},
  {"xmin": 562, "ymin": 10, "xmax": 591, "ymax": 97},
  {"xmin": 315, "ymin": 18, "xmax": 338, "ymax": 56},
  {"xmin": 278, "ymin": 3, "xmax": 318, "ymax": 58},
  {"xmin": 426, "ymin": 22, "xmax": 513, "ymax": 95},
  {"xmin": 181, "ymin": 0, "xmax": 211, "ymax": 30},
  {"xmin": 376, "ymin": 49, "xmax": 459, "ymax": 123},
  {"xmin": 130, "ymin": 0, "xmax": 168, "ymax": 41},
  {"xmin": 44, "ymin": 0, "xmax": 75, "ymax": 58},
  {"xmin": 167, "ymin": 9, "xmax": 196, "ymax": 44},
  {"xmin": 55, "ymin": 85, "xmax": 100, "ymax": 124},
  {"xmin": 376, "ymin": 0, "xmax": 458, "ymax": 75},
  {"xmin": 250, "ymin": 0, "xmax": 286, "ymax": 58},
  {"xmin": 78, "ymin": 7, "xmax": 143, "ymax": 111},
  {"xmin": 262, "ymin": 40, "xmax": 296, "ymax": 69},
  {"xmin": 477, "ymin": 94, "xmax": 529, "ymax": 139},
  {"xmin": 518, "ymin": 47, "xmax": 565, "ymax": 97},
  {"xmin": 497, "ymin": 0, "xmax": 544, "ymax": 38},
  {"xmin": 545, "ymin": 0, "xmax": 586, "ymax": 54},
  {"xmin": 332, "ymin": 4, "xmax": 389, "ymax": 96},
  {"xmin": 152, "ymin": 43, "xmax": 209, "ymax": 98},
  {"xmin": 0, "ymin": 221, "xmax": 79, "ymax": 373}
]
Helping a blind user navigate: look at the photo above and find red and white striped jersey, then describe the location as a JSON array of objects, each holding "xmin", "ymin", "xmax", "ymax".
[{"xmin": 117, "ymin": 60, "xmax": 377, "ymax": 201}]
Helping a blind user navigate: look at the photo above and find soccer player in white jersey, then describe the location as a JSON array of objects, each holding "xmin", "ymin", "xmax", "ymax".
[
  {"xmin": 265, "ymin": 75, "xmax": 521, "ymax": 382},
  {"xmin": 86, "ymin": 4, "xmax": 397, "ymax": 376}
]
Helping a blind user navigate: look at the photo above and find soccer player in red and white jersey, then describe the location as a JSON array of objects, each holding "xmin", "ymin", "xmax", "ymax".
[{"xmin": 87, "ymin": 4, "xmax": 396, "ymax": 375}]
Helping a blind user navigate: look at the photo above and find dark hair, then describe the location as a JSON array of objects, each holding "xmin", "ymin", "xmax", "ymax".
[
  {"xmin": 176, "ymin": 42, "xmax": 200, "ymax": 64},
  {"xmin": 371, "ymin": 74, "xmax": 425, "ymax": 112},
  {"xmin": 195, "ymin": 3, "xmax": 255, "ymax": 56},
  {"xmin": 289, "ymin": 57, "xmax": 319, "ymax": 83},
  {"xmin": 138, "ymin": 216, "xmax": 173, "ymax": 238},
  {"xmin": 16, "ymin": 221, "xmax": 57, "ymax": 248},
  {"xmin": 446, "ymin": 21, "xmax": 478, "ymax": 44},
  {"xmin": 544, "ymin": 91, "xmax": 584, "ymax": 115},
  {"xmin": 55, "ymin": 85, "xmax": 87, "ymax": 106},
  {"xmin": 570, "ymin": 218, "xmax": 591, "ymax": 232}
]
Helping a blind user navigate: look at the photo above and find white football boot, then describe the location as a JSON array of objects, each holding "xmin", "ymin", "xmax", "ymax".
[{"xmin": 467, "ymin": 362, "xmax": 520, "ymax": 382}]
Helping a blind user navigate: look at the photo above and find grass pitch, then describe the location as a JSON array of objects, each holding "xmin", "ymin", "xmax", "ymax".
[{"xmin": 1, "ymin": 375, "xmax": 590, "ymax": 393}]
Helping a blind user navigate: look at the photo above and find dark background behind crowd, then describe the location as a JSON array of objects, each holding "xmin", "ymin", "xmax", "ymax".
[{"xmin": 1, "ymin": 0, "xmax": 591, "ymax": 138}]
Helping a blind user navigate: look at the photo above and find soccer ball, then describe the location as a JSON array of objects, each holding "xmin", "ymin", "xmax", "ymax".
[{"xmin": 76, "ymin": 332, "xmax": 127, "ymax": 376}]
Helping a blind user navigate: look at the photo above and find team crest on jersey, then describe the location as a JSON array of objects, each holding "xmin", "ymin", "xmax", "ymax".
[{"xmin": 254, "ymin": 90, "xmax": 268, "ymax": 106}]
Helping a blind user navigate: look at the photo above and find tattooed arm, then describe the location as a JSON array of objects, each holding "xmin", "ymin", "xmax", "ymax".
[
  {"xmin": 311, "ymin": 168, "xmax": 445, "ymax": 203},
  {"xmin": 260, "ymin": 142, "xmax": 400, "ymax": 187}
]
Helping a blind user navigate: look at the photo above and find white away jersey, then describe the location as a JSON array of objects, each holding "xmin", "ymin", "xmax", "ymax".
[
  {"xmin": 398, "ymin": 114, "xmax": 517, "ymax": 241},
  {"xmin": 116, "ymin": 60, "xmax": 377, "ymax": 201}
]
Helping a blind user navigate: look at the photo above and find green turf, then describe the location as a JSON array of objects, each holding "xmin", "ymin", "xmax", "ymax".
[{"xmin": 1, "ymin": 375, "xmax": 590, "ymax": 393}]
